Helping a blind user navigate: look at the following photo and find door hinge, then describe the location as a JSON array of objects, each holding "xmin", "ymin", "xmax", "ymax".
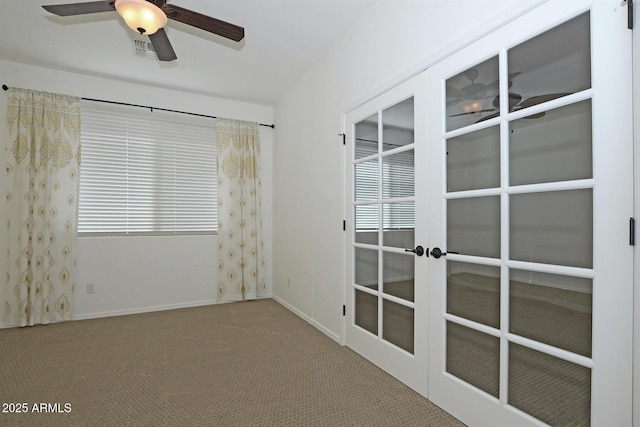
[
  {"xmin": 343, "ymin": 305, "xmax": 346, "ymax": 316},
  {"xmin": 630, "ymin": 217, "xmax": 636, "ymax": 246},
  {"xmin": 343, "ymin": 220, "xmax": 346, "ymax": 231},
  {"xmin": 628, "ymin": 0, "xmax": 634, "ymax": 29}
]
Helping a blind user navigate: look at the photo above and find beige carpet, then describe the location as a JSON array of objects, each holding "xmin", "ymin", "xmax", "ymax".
[{"xmin": 0, "ymin": 298, "xmax": 463, "ymax": 427}]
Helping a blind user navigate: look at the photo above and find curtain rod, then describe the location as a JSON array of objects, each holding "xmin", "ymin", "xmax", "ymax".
[{"xmin": 2, "ymin": 84, "xmax": 275, "ymax": 129}]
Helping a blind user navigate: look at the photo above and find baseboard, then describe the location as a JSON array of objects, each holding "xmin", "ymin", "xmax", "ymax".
[
  {"xmin": 72, "ymin": 299, "xmax": 218, "ymax": 321},
  {"xmin": 0, "ymin": 317, "xmax": 69, "ymax": 329},
  {"xmin": 272, "ymin": 295, "xmax": 342, "ymax": 344},
  {"xmin": 1, "ymin": 297, "xmax": 276, "ymax": 328}
]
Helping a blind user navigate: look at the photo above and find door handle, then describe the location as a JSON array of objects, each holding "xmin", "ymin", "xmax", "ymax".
[
  {"xmin": 405, "ymin": 245, "xmax": 425, "ymax": 256},
  {"xmin": 430, "ymin": 247, "xmax": 445, "ymax": 258},
  {"xmin": 429, "ymin": 247, "xmax": 459, "ymax": 258}
]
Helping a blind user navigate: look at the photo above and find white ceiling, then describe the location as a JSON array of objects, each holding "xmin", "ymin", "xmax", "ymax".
[{"xmin": 0, "ymin": 0, "xmax": 379, "ymax": 105}]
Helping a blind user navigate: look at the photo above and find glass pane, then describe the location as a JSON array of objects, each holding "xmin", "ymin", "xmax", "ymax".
[
  {"xmin": 510, "ymin": 190, "xmax": 592, "ymax": 268},
  {"xmin": 448, "ymin": 196, "xmax": 500, "ymax": 258},
  {"xmin": 354, "ymin": 204, "xmax": 378, "ymax": 244},
  {"xmin": 383, "ymin": 202, "xmax": 414, "ymax": 248},
  {"xmin": 383, "ymin": 299, "xmax": 414, "ymax": 353},
  {"xmin": 510, "ymin": 100, "xmax": 592, "ymax": 186},
  {"xmin": 382, "ymin": 149, "xmax": 414, "ymax": 199},
  {"xmin": 355, "ymin": 114, "xmax": 378, "ymax": 160},
  {"xmin": 448, "ymin": 262, "xmax": 500, "ymax": 329},
  {"xmin": 355, "ymin": 289, "xmax": 378, "ymax": 335},
  {"xmin": 510, "ymin": 270, "xmax": 592, "ymax": 357},
  {"xmin": 382, "ymin": 97, "xmax": 414, "ymax": 152},
  {"xmin": 355, "ymin": 247, "xmax": 378, "ymax": 289},
  {"xmin": 509, "ymin": 343, "xmax": 591, "ymax": 426},
  {"xmin": 447, "ymin": 126, "xmax": 500, "ymax": 192},
  {"xmin": 383, "ymin": 251, "xmax": 414, "ymax": 302},
  {"xmin": 507, "ymin": 13, "xmax": 590, "ymax": 114},
  {"xmin": 355, "ymin": 158, "xmax": 378, "ymax": 201},
  {"xmin": 446, "ymin": 56, "xmax": 500, "ymax": 131},
  {"xmin": 447, "ymin": 322, "xmax": 499, "ymax": 398}
]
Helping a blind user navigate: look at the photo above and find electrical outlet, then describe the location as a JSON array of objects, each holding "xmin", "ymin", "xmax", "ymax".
[{"xmin": 86, "ymin": 283, "xmax": 95, "ymax": 294}]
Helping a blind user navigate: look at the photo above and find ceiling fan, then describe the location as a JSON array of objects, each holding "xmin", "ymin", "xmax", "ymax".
[
  {"xmin": 447, "ymin": 68, "xmax": 568, "ymax": 122},
  {"xmin": 472, "ymin": 92, "xmax": 570, "ymax": 122},
  {"xmin": 446, "ymin": 68, "xmax": 507, "ymax": 104},
  {"xmin": 42, "ymin": 0, "xmax": 245, "ymax": 61}
]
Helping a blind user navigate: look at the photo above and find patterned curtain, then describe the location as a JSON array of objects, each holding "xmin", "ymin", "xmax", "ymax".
[
  {"xmin": 216, "ymin": 118, "xmax": 265, "ymax": 302},
  {"xmin": 4, "ymin": 88, "xmax": 81, "ymax": 327}
]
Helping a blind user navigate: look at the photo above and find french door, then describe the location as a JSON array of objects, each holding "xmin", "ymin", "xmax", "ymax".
[
  {"xmin": 426, "ymin": 1, "xmax": 633, "ymax": 426},
  {"xmin": 344, "ymin": 73, "xmax": 428, "ymax": 395},
  {"xmin": 344, "ymin": 0, "xmax": 633, "ymax": 424}
]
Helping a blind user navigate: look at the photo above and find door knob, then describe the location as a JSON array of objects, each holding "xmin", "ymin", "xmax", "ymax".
[
  {"xmin": 430, "ymin": 247, "xmax": 459, "ymax": 258},
  {"xmin": 405, "ymin": 245, "xmax": 425, "ymax": 256},
  {"xmin": 430, "ymin": 247, "xmax": 445, "ymax": 258}
]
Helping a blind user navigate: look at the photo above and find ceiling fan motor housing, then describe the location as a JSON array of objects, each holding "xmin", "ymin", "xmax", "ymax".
[{"xmin": 114, "ymin": 0, "xmax": 168, "ymax": 35}]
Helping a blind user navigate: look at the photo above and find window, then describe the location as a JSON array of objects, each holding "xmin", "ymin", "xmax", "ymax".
[{"xmin": 79, "ymin": 101, "xmax": 217, "ymax": 235}]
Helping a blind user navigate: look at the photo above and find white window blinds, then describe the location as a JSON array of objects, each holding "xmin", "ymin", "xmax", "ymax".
[
  {"xmin": 79, "ymin": 101, "xmax": 217, "ymax": 235},
  {"xmin": 354, "ymin": 142, "xmax": 415, "ymax": 230}
]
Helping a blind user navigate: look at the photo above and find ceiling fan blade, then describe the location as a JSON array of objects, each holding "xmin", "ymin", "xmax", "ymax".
[
  {"xmin": 492, "ymin": 92, "xmax": 523, "ymax": 109},
  {"xmin": 42, "ymin": 1, "xmax": 115, "ymax": 16},
  {"xmin": 475, "ymin": 112, "xmax": 500, "ymax": 123},
  {"xmin": 450, "ymin": 109, "xmax": 497, "ymax": 117},
  {"xmin": 161, "ymin": 4, "xmax": 244, "ymax": 42},
  {"xmin": 475, "ymin": 110, "xmax": 545, "ymax": 122},
  {"xmin": 518, "ymin": 93, "xmax": 571, "ymax": 109},
  {"xmin": 148, "ymin": 28, "xmax": 177, "ymax": 61}
]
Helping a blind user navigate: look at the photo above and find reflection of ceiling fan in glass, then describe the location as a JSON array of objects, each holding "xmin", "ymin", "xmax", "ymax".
[{"xmin": 447, "ymin": 68, "xmax": 569, "ymax": 122}]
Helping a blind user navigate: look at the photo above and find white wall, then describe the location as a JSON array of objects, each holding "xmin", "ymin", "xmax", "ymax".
[
  {"xmin": 272, "ymin": 0, "xmax": 536, "ymax": 340},
  {"xmin": 0, "ymin": 59, "xmax": 274, "ymax": 323}
]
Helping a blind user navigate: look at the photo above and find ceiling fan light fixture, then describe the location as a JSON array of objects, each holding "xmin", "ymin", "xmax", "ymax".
[
  {"xmin": 115, "ymin": 0, "xmax": 167, "ymax": 35},
  {"xmin": 459, "ymin": 99, "xmax": 485, "ymax": 114}
]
